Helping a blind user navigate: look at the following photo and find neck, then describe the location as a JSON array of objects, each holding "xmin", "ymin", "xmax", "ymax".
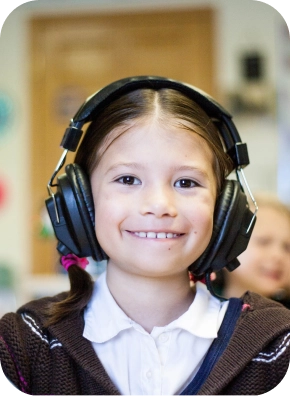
[
  {"xmin": 106, "ymin": 263, "xmax": 195, "ymax": 333},
  {"xmin": 223, "ymin": 280, "xmax": 246, "ymax": 299}
]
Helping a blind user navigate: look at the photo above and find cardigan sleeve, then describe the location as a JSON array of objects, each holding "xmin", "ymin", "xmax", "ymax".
[
  {"xmin": 222, "ymin": 330, "xmax": 290, "ymax": 395},
  {"xmin": 251, "ymin": 330, "xmax": 290, "ymax": 383},
  {"xmin": 0, "ymin": 312, "xmax": 32, "ymax": 393}
]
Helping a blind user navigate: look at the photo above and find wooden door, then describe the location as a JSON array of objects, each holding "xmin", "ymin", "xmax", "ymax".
[{"xmin": 30, "ymin": 8, "xmax": 215, "ymax": 274}]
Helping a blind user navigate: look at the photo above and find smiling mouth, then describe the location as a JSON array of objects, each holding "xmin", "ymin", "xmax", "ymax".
[
  {"xmin": 129, "ymin": 231, "xmax": 183, "ymax": 239},
  {"xmin": 261, "ymin": 269, "xmax": 282, "ymax": 281}
]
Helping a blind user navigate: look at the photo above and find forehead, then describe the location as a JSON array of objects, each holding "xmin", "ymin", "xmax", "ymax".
[
  {"xmin": 95, "ymin": 118, "xmax": 216, "ymax": 185},
  {"xmin": 256, "ymin": 206, "xmax": 290, "ymax": 234},
  {"xmin": 97, "ymin": 116, "xmax": 214, "ymax": 160}
]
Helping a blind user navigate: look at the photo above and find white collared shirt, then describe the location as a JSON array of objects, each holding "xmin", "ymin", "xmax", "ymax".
[{"xmin": 83, "ymin": 272, "xmax": 228, "ymax": 395}]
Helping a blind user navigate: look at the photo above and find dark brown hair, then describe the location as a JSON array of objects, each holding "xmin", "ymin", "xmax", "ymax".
[
  {"xmin": 45, "ymin": 87, "xmax": 234, "ymax": 326},
  {"xmin": 76, "ymin": 88, "xmax": 233, "ymax": 192}
]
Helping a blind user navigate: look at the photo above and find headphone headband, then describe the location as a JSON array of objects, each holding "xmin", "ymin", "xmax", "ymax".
[
  {"xmin": 60, "ymin": 76, "xmax": 249, "ymax": 169},
  {"xmin": 72, "ymin": 76, "xmax": 232, "ymax": 125}
]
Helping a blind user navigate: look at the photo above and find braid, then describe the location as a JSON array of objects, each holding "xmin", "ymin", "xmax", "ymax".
[{"xmin": 44, "ymin": 265, "xmax": 94, "ymax": 327}]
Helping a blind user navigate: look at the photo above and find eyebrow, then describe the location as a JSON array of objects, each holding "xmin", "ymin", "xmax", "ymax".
[
  {"xmin": 105, "ymin": 162, "xmax": 144, "ymax": 175},
  {"xmin": 105, "ymin": 162, "xmax": 210, "ymax": 179},
  {"xmin": 171, "ymin": 165, "xmax": 211, "ymax": 180}
]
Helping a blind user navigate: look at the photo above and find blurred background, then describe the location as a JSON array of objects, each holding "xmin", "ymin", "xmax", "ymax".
[{"xmin": 0, "ymin": 0, "xmax": 290, "ymax": 316}]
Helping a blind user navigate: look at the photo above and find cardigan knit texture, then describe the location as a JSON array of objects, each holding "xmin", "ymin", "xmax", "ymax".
[{"xmin": 0, "ymin": 291, "xmax": 290, "ymax": 395}]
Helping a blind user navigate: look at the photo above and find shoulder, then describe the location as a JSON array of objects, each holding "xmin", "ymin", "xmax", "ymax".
[
  {"xmin": 241, "ymin": 291, "xmax": 290, "ymax": 321},
  {"xmin": 233, "ymin": 292, "xmax": 290, "ymax": 367},
  {"xmin": 224, "ymin": 292, "xmax": 290, "ymax": 362},
  {"xmin": 2, "ymin": 290, "xmax": 66, "ymax": 321},
  {"xmin": 235, "ymin": 295, "xmax": 290, "ymax": 393},
  {"xmin": 0, "ymin": 292, "xmax": 70, "ymax": 362},
  {"xmin": 204, "ymin": 293, "xmax": 290, "ymax": 394},
  {"xmin": 246, "ymin": 292, "xmax": 290, "ymax": 352},
  {"xmin": 239, "ymin": 291, "xmax": 290, "ymax": 334},
  {"xmin": 17, "ymin": 291, "xmax": 69, "ymax": 317},
  {"xmin": 0, "ymin": 293, "xmax": 69, "ymax": 393},
  {"xmin": 0, "ymin": 292, "xmax": 69, "ymax": 343}
]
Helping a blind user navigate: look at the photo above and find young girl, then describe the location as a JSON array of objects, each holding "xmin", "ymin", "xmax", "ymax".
[
  {"xmin": 216, "ymin": 193, "xmax": 290, "ymax": 306},
  {"xmin": 1, "ymin": 76, "xmax": 290, "ymax": 395}
]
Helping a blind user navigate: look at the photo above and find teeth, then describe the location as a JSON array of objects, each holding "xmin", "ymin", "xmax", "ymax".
[
  {"xmin": 134, "ymin": 232, "xmax": 178, "ymax": 238},
  {"xmin": 147, "ymin": 232, "xmax": 157, "ymax": 238}
]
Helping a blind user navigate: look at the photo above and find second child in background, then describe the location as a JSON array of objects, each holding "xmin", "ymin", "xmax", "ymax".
[{"xmin": 214, "ymin": 193, "xmax": 290, "ymax": 307}]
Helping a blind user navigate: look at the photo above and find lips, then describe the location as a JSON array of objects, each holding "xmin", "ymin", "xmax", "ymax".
[
  {"xmin": 261, "ymin": 268, "xmax": 282, "ymax": 281},
  {"xmin": 131, "ymin": 231, "xmax": 182, "ymax": 239}
]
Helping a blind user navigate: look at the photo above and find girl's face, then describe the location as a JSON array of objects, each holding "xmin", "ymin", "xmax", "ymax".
[
  {"xmin": 90, "ymin": 117, "xmax": 217, "ymax": 279},
  {"xmin": 227, "ymin": 206, "xmax": 290, "ymax": 297}
]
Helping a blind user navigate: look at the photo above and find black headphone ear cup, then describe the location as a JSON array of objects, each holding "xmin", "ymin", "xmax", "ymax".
[
  {"xmin": 58, "ymin": 164, "xmax": 107, "ymax": 261},
  {"xmin": 189, "ymin": 179, "xmax": 253, "ymax": 276}
]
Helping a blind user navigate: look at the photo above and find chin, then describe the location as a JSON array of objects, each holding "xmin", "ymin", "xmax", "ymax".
[
  {"xmin": 257, "ymin": 287, "xmax": 281, "ymax": 299},
  {"xmin": 132, "ymin": 263, "xmax": 185, "ymax": 277}
]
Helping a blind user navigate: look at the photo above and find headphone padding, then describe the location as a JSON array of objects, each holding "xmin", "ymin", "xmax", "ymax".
[
  {"xmin": 65, "ymin": 164, "xmax": 107, "ymax": 261},
  {"xmin": 189, "ymin": 180, "xmax": 241, "ymax": 275}
]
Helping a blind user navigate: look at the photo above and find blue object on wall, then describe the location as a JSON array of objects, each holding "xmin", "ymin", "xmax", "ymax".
[{"xmin": 0, "ymin": 91, "xmax": 13, "ymax": 138}]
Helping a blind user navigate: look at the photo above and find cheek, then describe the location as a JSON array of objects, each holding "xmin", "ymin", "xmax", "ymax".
[
  {"xmin": 187, "ymin": 203, "xmax": 214, "ymax": 247},
  {"xmin": 94, "ymin": 200, "xmax": 118, "ymax": 254},
  {"xmin": 93, "ymin": 188, "xmax": 112, "ymax": 228},
  {"xmin": 94, "ymin": 196, "xmax": 116, "ymax": 228},
  {"xmin": 94, "ymin": 193, "xmax": 129, "ymax": 237},
  {"xmin": 235, "ymin": 249, "xmax": 263, "ymax": 280},
  {"xmin": 227, "ymin": 267, "xmax": 252, "ymax": 291},
  {"xmin": 238, "ymin": 244, "xmax": 262, "ymax": 267},
  {"xmin": 198, "ymin": 212, "xmax": 213, "ymax": 237},
  {"xmin": 195, "ymin": 201, "xmax": 215, "ymax": 230}
]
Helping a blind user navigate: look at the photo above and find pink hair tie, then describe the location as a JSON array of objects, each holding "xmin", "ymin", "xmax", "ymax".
[
  {"xmin": 242, "ymin": 303, "xmax": 251, "ymax": 312},
  {"xmin": 60, "ymin": 253, "xmax": 89, "ymax": 271},
  {"xmin": 189, "ymin": 272, "xmax": 206, "ymax": 284}
]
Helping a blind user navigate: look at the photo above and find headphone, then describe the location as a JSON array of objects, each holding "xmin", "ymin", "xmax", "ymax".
[{"xmin": 45, "ymin": 76, "xmax": 257, "ymax": 277}]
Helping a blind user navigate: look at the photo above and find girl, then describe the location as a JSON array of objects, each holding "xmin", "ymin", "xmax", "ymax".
[
  {"xmin": 216, "ymin": 193, "xmax": 290, "ymax": 306},
  {"xmin": 0, "ymin": 76, "xmax": 290, "ymax": 395}
]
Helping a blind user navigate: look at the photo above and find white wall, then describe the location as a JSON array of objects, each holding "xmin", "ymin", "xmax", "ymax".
[
  {"xmin": 0, "ymin": 2, "xmax": 32, "ymax": 307},
  {"xmin": 0, "ymin": 0, "xmax": 288, "ymax": 306}
]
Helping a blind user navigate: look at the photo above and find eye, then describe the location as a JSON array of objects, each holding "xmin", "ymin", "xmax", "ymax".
[
  {"xmin": 283, "ymin": 242, "xmax": 290, "ymax": 254},
  {"xmin": 174, "ymin": 178, "xmax": 197, "ymax": 188},
  {"xmin": 116, "ymin": 176, "xmax": 141, "ymax": 185}
]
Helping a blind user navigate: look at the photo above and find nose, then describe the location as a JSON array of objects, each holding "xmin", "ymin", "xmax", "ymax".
[{"xmin": 139, "ymin": 185, "xmax": 177, "ymax": 218}]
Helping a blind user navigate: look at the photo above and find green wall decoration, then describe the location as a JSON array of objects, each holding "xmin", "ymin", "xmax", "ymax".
[{"xmin": 0, "ymin": 91, "xmax": 14, "ymax": 138}]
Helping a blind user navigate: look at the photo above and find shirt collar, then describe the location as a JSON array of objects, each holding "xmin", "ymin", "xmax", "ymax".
[
  {"xmin": 164, "ymin": 282, "xmax": 228, "ymax": 338},
  {"xmin": 83, "ymin": 272, "xmax": 228, "ymax": 343},
  {"xmin": 83, "ymin": 271, "xmax": 134, "ymax": 343}
]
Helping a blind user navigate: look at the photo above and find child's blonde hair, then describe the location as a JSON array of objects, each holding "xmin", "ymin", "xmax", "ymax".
[{"xmin": 253, "ymin": 192, "xmax": 290, "ymax": 220}]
